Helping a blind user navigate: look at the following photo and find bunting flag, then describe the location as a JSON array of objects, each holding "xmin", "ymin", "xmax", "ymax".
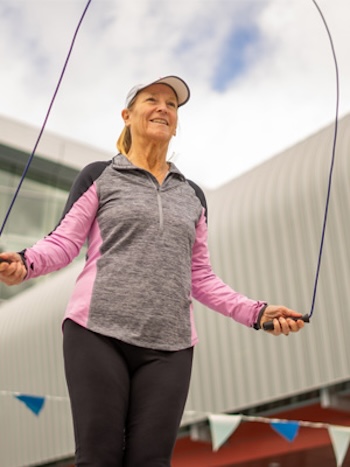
[
  {"xmin": 2, "ymin": 389, "xmax": 350, "ymax": 466},
  {"xmin": 14, "ymin": 394, "xmax": 46, "ymax": 416},
  {"xmin": 183, "ymin": 410, "xmax": 350, "ymax": 465},
  {"xmin": 328, "ymin": 425, "xmax": 350, "ymax": 467},
  {"xmin": 270, "ymin": 420, "xmax": 300, "ymax": 442},
  {"xmin": 208, "ymin": 414, "xmax": 242, "ymax": 451},
  {"xmin": 0, "ymin": 390, "xmax": 68, "ymax": 416}
]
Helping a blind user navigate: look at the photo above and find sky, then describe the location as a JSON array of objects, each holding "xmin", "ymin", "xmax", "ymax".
[{"xmin": 0, "ymin": 0, "xmax": 349, "ymax": 190}]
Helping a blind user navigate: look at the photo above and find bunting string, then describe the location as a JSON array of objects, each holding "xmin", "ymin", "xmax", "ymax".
[
  {"xmin": 185, "ymin": 410, "xmax": 349, "ymax": 432},
  {"xmin": 0, "ymin": 389, "xmax": 69, "ymax": 416},
  {"xmin": 242, "ymin": 414, "xmax": 336, "ymax": 430},
  {"xmin": 185, "ymin": 410, "xmax": 350, "ymax": 466},
  {"xmin": 0, "ymin": 389, "xmax": 69, "ymax": 403},
  {"xmin": 2, "ymin": 391, "xmax": 350, "ymax": 465},
  {"xmin": 2, "ymin": 387, "xmax": 349, "ymax": 431},
  {"xmin": 2, "ymin": 390, "xmax": 349, "ymax": 432}
]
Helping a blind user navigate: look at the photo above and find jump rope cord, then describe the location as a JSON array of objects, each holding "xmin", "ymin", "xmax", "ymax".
[
  {"xmin": 0, "ymin": 0, "xmax": 93, "ymax": 238},
  {"xmin": 0, "ymin": 0, "xmax": 340, "ymax": 320},
  {"xmin": 308, "ymin": 0, "xmax": 340, "ymax": 318}
]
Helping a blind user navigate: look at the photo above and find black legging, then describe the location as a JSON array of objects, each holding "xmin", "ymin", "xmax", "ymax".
[{"xmin": 63, "ymin": 319, "xmax": 193, "ymax": 467}]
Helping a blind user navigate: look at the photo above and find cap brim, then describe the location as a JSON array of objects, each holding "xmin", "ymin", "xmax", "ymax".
[
  {"xmin": 152, "ymin": 76, "xmax": 190, "ymax": 107},
  {"xmin": 125, "ymin": 75, "xmax": 190, "ymax": 108}
]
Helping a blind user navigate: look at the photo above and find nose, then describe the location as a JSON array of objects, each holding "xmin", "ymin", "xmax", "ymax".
[
  {"xmin": 156, "ymin": 100, "xmax": 168, "ymax": 113},
  {"xmin": 155, "ymin": 95, "xmax": 173, "ymax": 110}
]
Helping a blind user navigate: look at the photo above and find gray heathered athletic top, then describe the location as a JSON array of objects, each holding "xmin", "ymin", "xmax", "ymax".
[{"xmin": 24, "ymin": 154, "xmax": 264, "ymax": 350}]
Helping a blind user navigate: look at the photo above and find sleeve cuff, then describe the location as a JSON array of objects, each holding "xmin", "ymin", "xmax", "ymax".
[{"xmin": 253, "ymin": 303, "xmax": 268, "ymax": 330}]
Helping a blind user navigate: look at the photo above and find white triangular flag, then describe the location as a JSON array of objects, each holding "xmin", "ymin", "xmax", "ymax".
[
  {"xmin": 208, "ymin": 414, "xmax": 242, "ymax": 451},
  {"xmin": 328, "ymin": 425, "xmax": 350, "ymax": 467}
]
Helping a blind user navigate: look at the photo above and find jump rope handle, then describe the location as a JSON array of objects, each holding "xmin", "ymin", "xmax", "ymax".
[{"xmin": 262, "ymin": 314, "xmax": 310, "ymax": 331}]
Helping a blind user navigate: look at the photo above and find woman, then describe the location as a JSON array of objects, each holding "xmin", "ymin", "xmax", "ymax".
[{"xmin": 0, "ymin": 75, "xmax": 304, "ymax": 467}]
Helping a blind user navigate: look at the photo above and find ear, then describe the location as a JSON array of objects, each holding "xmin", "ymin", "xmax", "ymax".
[{"xmin": 121, "ymin": 108, "xmax": 130, "ymax": 126}]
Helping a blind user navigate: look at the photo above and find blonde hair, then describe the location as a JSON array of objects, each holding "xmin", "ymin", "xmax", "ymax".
[
  {"xmin": 116, "ymin": 96, "xmax": 137, "ymax": 155},
  {"xmin": 116, "ymin": 125, "xmax": 132, "ymax": 155}
]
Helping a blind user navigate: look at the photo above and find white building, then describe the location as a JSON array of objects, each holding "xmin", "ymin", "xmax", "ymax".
[{"xmin": 1, "ymin": 114, "xmax": 350, "ymax": 467}]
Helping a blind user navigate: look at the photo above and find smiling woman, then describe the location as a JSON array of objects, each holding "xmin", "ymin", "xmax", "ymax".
[
  {"xmin": 121, "ymin": 86, "xmax": 177, "ymax": 181},
  {"xmin": 115, "ymin": 76, "xmax": 190, "ymax": 185},
  {"xmin": 0, "ymin": 75, "xmax": 304, "ymax": 467},
  {"xmin": 117, "ymin": 76, "xmax": 189, "ymax": 161}
]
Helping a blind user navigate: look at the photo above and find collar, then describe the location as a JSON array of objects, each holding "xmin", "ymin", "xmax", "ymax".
[{"xmin": 112, "ymin": 153, "xmax": 186, "ymax": 181}]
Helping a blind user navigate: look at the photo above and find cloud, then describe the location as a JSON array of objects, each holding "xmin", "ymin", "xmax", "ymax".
[
  {"xmin": 0, "ymin": 0, "xmax": 349, "ymax": 189},
  {"xmin": 211, "ymin": 3, "xmax": 267, "ymax": 92},
  {"xmin": 212, "ymin": 24, "xmax": 262, "ymax": 92}
]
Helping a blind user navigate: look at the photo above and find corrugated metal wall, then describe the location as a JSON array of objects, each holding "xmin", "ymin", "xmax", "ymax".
[
  {"xmin": 185, "ymin": 114, "xmax": 350, "ymax": 416},
  {"xmin": 0, "ymin": 263, "xmax": 83, "ymax": 467}
]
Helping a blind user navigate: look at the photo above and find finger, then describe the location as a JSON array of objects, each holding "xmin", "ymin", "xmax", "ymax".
[
  {"xmin": 0, "ymin": 253, "xmax": 18, "ymax": 263},
  {"xmin": 13, "ymin": 266, "xmax": 27, "ymax": 282},
  {"xmin": 295, "ymin": 319, "xmax": 305, "ymax": 330},
  {"xmin": 286, "ymin": 319, "xmax": 300, "ymax": 332},
  {"xmin": 270, "ymin": 318, "xmax": 283, "ymax": 336},
  {"xmin": 0, "ymin": 260, "xmax": 12, "ymax": 271},
  {"xmin": 288, "ymin": 318, "xmax": 306, "ymax": 332},
  {"xmin": 0, "ymin": 263, "xmax": 26, "ymax": 285},
  {"xmin": 4, "ymin": 263, "xmax": 19, "ymax": 277},
  {"xmin": 279, "ymin": 318, "xmax": 291, "ymax": 335}
]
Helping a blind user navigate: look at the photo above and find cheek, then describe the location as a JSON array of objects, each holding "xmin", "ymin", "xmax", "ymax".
[{"xmin": 172, "ymin": 114, "xmax": 178, "ymax": 130}]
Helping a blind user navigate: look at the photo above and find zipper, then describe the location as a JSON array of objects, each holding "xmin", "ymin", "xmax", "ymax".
[
  {"xmin": 147, "ymin": 175, "xmax": 164, "ymax": 231},
  {"xmin": 156, "ymin": 187, "xmax": 164, "ymax": 231}
]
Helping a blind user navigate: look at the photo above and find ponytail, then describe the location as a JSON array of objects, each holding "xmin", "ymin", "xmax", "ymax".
[{"xmin": 116, "ymin": 125, "xmax": 132, "ymax": 155}]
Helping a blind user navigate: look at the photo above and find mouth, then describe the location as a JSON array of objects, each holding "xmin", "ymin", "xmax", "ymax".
[{"xmin": 150, "ymin": 118, "xmax": 168, "ymax": 126}]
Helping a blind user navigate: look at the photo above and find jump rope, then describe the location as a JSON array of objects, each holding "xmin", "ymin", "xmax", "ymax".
[
  {"xmin": 0, "ymin": 0, "xmax": 340, "ymax": 331},
  {"xmin": 263, "ymin": 0, "xmax": 340, "ymax": 330}
]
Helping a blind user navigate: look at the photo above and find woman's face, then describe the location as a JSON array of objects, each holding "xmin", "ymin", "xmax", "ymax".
[{"xmin": 122, "ymin": 83, "xmax": 178, "ymax": 144}]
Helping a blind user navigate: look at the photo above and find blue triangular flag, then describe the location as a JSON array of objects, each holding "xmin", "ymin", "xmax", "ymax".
[
  {"xmin": 271, "ymin": 420, "xmax": 300, "ymax": 442},
  {"xmin": 15, "ymin": 394, "xmax": 46, "ymax": 416}
]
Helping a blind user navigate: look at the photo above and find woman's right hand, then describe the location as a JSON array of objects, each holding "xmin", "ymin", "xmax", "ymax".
[{"xmin": 0, "ymin": 252, "xmax": 27, "ymax": 285}]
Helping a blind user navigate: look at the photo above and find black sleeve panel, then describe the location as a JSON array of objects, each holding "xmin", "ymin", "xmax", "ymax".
[
  {"xmin": 60, "ymin": 160, "xmax": 111, "ymax": 220},
  {"xmin": 187, "ymin": 179, "xmax": 208, "ymax": 223},
  {"xmin": 20, "ymin": 160, "xmax": 111, "ymax": 259}
]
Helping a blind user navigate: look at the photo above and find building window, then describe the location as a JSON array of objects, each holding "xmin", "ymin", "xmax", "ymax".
[{"xmin": 0, "ymin": 167, "xmax": 77, "ymax": 302}]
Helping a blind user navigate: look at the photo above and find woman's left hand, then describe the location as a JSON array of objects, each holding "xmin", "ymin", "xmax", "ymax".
[{"xmin": 259, "ymin": 305, "xmax": 305, "ymax": 336}]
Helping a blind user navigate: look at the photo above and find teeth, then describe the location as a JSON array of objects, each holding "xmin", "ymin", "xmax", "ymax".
[{"xmin": 152, "ymin": 119, "xmax": 168, "ymax": 125}]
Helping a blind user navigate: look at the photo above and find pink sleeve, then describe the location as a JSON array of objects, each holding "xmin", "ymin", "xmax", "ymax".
[
  {"xmin": 24, "ymin": 184, "xmax": 99, "ymax": 279},
  {"xmin": 191, "ymin": 209, "xmax": 265, "ymax": 328}
]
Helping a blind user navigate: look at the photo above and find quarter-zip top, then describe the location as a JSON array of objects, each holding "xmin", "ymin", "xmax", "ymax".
[{"xmin": 23, "ymin": 154, "xmax": 265, "ymax": 351}]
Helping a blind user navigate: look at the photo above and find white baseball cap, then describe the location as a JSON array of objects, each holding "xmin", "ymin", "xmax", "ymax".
[{"xmin": 125, "ymin": 75, "xmax": 190, "ymax": 108}]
